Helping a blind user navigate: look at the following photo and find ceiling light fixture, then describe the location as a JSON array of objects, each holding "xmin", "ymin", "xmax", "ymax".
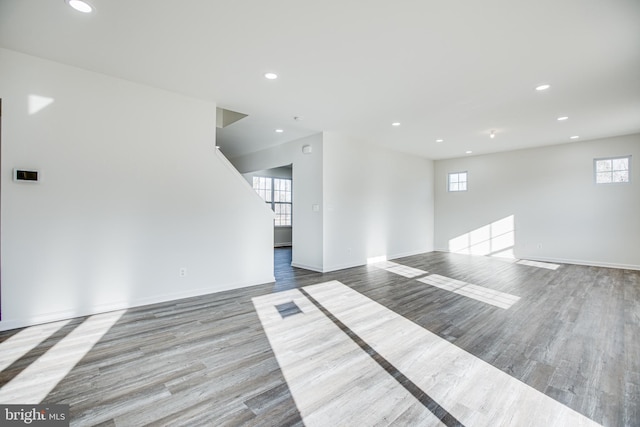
[
  {"xmin": 392, "ymin": 122, "xmax": 401, "ymax": 127},
  {"xmin": 490, "ymin": 130, "xmax": 496, "ymax": 139},
  {"xmin": 557, "ymin": 116, "xmax": 569, "ymax": 121},
  {"xmin": 264, "ymin": 72, "xmax": 278, "ymax": 80},
  {"xmin": 66, "ymin": 0, "xmax": 93, "ymax": 13},
  {"xmin": 535, "ymin": 84, "xmax": 551, "ymax": 91},
  {"xmin": 436, "ymin": 139, "xmax": 444, "ymax": 143},
  {"xmin": 466, "ymin": 150, "xmax": 473, "ymax": 154},
  {"xmin": 275, "ymin": 129, "xmax": 284, "ymax": 133},
  {"xmin": 570, "ymin": 135, "xmax": 580, "ymax": 139}
]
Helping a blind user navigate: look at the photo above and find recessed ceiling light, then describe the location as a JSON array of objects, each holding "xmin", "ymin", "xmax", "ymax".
[
  {"xmin": 557, "ymin": 116, "xmax": 569, "ymax": 121},
  {"xmin": 275, "ymin": 129, "xmax": 284, "ymax": 133},
  {"xmin": 436, "ymin": 139, "xmax": 444, "ymax": 143},
  {"xmin": 392, "ymin": 122, "xmax": 401, "ymax": 127},
  {"xmin": 536, "ymin": 84, "xmax": 551, "ymax": 91},
  {"xmin": 67, "ymin": 0, "xmax": 93, "ymax": 13},
  {"xmin": 465, "ymin": 150, "xmax": 473, "ymax": 154},
  {"xmin": 570, "ymin": 135, "xmax": 580, "ymax": 139},
  {"xmin": 264, "ymin": 73, "xmax": 278, "ymax": 80},
  {"xmin": 490, "ymin": 130, "xmax": 496, "ymax": 139}
]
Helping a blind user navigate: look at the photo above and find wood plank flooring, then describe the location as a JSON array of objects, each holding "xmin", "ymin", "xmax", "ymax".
[{"xmin": 0, "ymin": 249, "xmax": 638, "ymax": 426}]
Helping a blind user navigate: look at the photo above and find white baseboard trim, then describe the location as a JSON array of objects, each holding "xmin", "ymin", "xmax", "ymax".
[
  {"xmin": 0, "ymin": 276, "xmax": 275, "ymax": 332},
  {"xmin": 321, "ymin": 261, "xmax": 364, "ymax": 273},
  {"xmin": 322, "ymin": 248, "xmax": 433, "ymax": 273},
  {"xmin": 434, "ymin": 249, "xmax": 640, "ymax": 271},
  {"xmin": 388, "ymin": 248, "xmax": 434, "ymax": 261},
  {"xmin": 290, "ymin": 262, "xmax": 324, "ymax": 272},
  {"xmin": 519, "ymin": 256, "xmax": 640, "ymax": 271}
]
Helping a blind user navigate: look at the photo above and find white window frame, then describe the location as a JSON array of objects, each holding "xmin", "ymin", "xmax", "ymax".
[
  {"xmin": 594, "ymin": 155, "xmax": 631, "ymax": 185},
  {"xmin": 252, "ymin": 176, "xmax": 292, "ymax": 226},
  {"xmin": 448, "ymin": 171, "xmax": 468, "ymax": 192}
]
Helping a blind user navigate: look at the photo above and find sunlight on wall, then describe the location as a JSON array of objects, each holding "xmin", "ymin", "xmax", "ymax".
[
  {"xmin": 449, "ymin": 215, "xmax": 515, "ymax": 259},
  {"xmin": 28, "ymin": 94, "xmax": 55, "ymax": 115},
  {"xmin": 0, "ymin": 310, "xmax": 124, "ymax": 404}
]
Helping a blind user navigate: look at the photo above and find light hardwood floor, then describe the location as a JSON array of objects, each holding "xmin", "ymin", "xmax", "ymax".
[{"xmin": 0, "ymin": 249, "xmax": 638, "ymax": 426}]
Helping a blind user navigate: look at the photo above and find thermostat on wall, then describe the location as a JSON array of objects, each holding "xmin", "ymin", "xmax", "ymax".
[{"xmin": 13, "ymin": 168, "xmax": 40, "ymax": 182}]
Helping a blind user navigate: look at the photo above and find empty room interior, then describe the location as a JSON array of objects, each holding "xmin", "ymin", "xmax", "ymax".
[{"xmin": 1, "ymin": 1, "xmax": 639, "ymax": 426}]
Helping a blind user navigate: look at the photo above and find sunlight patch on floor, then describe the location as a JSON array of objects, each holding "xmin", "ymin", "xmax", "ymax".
[
  {"xmin": 0, "ymin": 319, "xmax": 71, "ymax": 373},
  {"xmin": 417, "ymin": 274, "xmax": 521, "ymax": 309},
  {"xmin": 371, "ymin": 260, "xmax": 428, "ymax": 278},
  {"xmin": 0, "ymin": 310, "xmax": 124, "ymax": 404},
  {"xmin": 517, "ymin": 259, "xmax": 561, "ymax": 270}
]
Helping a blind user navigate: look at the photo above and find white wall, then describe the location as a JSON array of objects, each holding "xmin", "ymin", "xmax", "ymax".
[
  {"xmin": 434, "ymin": 133, "xmax": 640, "ymax": 270},
  {"xmin": 232, "ymin": 132, "xmax": 435, "ymax": 273},
  {"xmin": 322, "ymin": 132, "xmax": 435, "ymax": 271},
  {"xmin": 231, "ymin": 134, "xmax": 324, "ymax": 271},
  {"xmin": 0, "ymin": 49, "xmax": 274, "ymax": 331},
  {"xmin": 243, "ymin": 166, "xmax": 293, "ymax": 184}
]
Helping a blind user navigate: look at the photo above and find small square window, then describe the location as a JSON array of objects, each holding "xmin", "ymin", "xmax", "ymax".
[
  {"xmin": 594, "ymin": 156, "xmax": 630, "ymax": 184},
  {"xmin": 448, "ymin": 172, "xmax": 468, "ymax": 192}
]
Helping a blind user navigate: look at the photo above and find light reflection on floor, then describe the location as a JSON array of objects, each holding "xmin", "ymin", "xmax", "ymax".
[
  {"xmin": 253, "ymin": 281, "xmax": 601, "ymax": 427},
  {"xmin": 0, "ymin": 310, "xmax": 124, "ymax": 404}
]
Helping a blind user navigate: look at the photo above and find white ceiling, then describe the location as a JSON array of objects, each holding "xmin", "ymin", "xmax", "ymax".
[{"xmin": 1, "ymin": 0, "xmax": 639, "ymax": 159}]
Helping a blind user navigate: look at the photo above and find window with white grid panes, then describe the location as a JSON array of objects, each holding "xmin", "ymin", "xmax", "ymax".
[
  {"xmin": 252, "ymin": 176, "xmax": 292, "ymax": 226},
  {"xmin": 252, "ymin": 176, "xmax": 272, "ymax": 202},
  {"xmin": 594, "ymin": 156, "xmax": 631, "ymax": 184},
  {"xmin": 448, "ymin": 171, "xmax": 468, "ymax": 192}
]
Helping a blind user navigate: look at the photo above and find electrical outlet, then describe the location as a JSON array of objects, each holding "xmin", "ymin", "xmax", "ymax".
[{"xmin": 179, "ymin": 267, "xmax": 187, "ymax": 278}]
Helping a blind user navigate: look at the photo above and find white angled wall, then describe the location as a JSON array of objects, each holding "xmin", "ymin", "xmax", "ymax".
[
  {"xmin": 434, "ymin": 133, "xmax": 640, "ymax": 270},
  {"xmin": 322, "ymin": 132, "xmax": 435, "ymax": 271},
  {"xmin": 0, "ymin": 49, "xmax": 274, "ymax": 331}
]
